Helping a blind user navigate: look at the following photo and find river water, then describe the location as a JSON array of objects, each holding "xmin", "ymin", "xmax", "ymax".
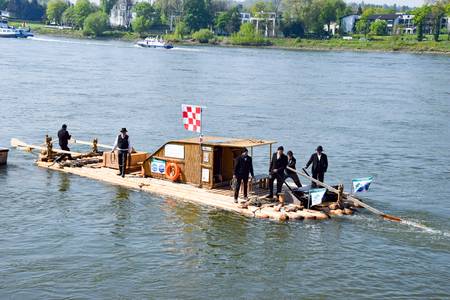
[{"xmin": 1, "ymin": 36, "xmax": 449, "ymax": 299}]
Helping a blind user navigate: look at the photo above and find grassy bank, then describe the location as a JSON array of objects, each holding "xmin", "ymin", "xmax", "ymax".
[
  {"xmin": 269, "ymin": 35, "xmax": 450, "ymax": 53},
  {"xmin": 10, "ymin": 21, "xmax": 140, "ymax": 41},
  {"xmin": 14, "ymin": 22, "xmax": 450, "ymax": 54}
]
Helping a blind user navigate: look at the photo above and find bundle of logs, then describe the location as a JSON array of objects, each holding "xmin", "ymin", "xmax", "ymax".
[{"xmin": 39, "ymin": 135, "xmax": 103, "ymax": 167}]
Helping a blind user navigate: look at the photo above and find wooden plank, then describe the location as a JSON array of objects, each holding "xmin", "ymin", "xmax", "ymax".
[
  {"xmin": 184, "ymin": 143, "xmax": 201, "ymax": 185},
  {"xmin": 11, "ymin": 138, "xmax": 82, "ymax": 156}
]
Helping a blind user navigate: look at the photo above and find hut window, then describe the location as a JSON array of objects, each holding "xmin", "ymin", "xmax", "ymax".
[{"xmin": 164, "ymin": 144, "xmax": 184, "ymax": 159}]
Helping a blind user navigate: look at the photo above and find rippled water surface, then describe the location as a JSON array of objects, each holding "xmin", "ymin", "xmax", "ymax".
[{"xmin": 1, "ymin": 36, "xmax": 450, "ymax": 299}]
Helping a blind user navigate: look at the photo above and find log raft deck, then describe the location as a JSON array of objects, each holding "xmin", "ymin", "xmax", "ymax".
[{"xmin": 18, "ymin": 136, "xmax": 354, "ymax": 221}]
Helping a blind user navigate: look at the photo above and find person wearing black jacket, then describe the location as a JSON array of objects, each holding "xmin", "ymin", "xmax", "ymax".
[
  {"xmin": 305, "ymin": 145, "xmax": 328, "ymax": 186},
  {"xmin": 285, "ymin": 150, "xmax": 302, "ymax": 187},
  {"xmin": 233, "ymin": 148, "xmax": 254, "ymax": 203},
  {"xmin": 111, "ymin": 128, "xmax": 132, "ymax": 177},
  {"xmin": 268, "ymin": 146, "xmax": 288, "ymax": 198},
  {"xmin": 57, "ymin": 124, "xmax": 72, "ymax": 160}
]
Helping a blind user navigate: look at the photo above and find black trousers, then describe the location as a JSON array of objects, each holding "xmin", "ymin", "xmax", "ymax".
[
  {"xmin": 312, "ymin": 172, "xmax": 324, "ymax": 187},
  {"xmin": 234, "ymin": 176, "xmax": 248, "ymax": 200},
  {"xmin": 269, "ymin": 173, "xmax": 284, "ymax": 197},
  {"xmin": 59, "ymin": 144, "xmax": 72, "ymax": 160},
  {"xmin": 118, "ymin": 150, "xmax": 128, "ymax": 176},
  {"xmin": 286, "ymin": 171, "xmax": 302, "ymax": 187}
]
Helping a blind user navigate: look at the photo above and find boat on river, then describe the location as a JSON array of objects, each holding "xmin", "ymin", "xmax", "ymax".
[
  {"xmin": 136, "ymin": 37, "xmax": 173, "ymax": 49},
  {"xmin": 11, "ymin": 135, "xmax": 401, "ymax": 222},
  {"xmin": 0, "ymin": 18, "xmax": 33, "ymax": 38}
]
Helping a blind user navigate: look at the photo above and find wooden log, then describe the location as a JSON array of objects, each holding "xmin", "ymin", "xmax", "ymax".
[{"xmin": 70, "ymin": 139, "xmax": 113, "ymax": 149}]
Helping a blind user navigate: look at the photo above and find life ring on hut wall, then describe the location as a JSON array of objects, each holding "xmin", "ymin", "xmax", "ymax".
[{"xmin": 165, "ymin": 162, "xmax": 181, "ymax": 181}]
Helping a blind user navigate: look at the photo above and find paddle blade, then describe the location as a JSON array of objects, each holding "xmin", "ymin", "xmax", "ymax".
[
  {"xmin": 10, "ymin": 138, "xmax": 25, "ymax": 148},
  {"xmin": 382, "ymin": 214, "xmax": 402, "ymax": 222}
]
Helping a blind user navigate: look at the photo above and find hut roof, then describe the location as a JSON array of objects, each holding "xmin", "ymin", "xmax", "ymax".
[{"xmin": 173, "ymin": 136, "xmax": 276, "ymax": 148}]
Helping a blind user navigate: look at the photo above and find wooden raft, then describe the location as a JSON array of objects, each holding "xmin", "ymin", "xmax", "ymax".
[{"xmin": 36, "ymin": 161, "xmax": 347, "ymax": 222}]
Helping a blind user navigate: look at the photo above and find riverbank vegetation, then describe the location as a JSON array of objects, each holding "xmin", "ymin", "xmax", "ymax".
[{"xmin": 2, "ymin": 0, "xmax": 450, "ymax": 53}]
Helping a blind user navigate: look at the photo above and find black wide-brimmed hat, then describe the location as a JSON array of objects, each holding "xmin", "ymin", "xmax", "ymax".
[
  {"xmin": 277, "ymin": 146, "xmax": 284, "ymax": 151},
  {"xmin": 120, "ymin": 128, "xmax": 128, "ymax": 133},
  {"xmin": 316, "ymin": 145, "xmax": 323, "ymax": 152},
  {"xmin": 243, "ymin": 147, "xmax": 248, "ymax": 153}
]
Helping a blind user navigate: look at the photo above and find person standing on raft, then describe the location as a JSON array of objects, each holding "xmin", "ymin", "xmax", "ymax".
[
  {"xmin": 111, "ymin": 128, "xmax": 132, "ymax": 178},
  {"xmin": 233, "ymin": 148, "xmax": 254, "ymax": 203},
  {"xmin": 268, "ymin": 146, "xmax": 288, "ymax": 199},
  {"xmin": 285, "ymin": 150, "xmax": 302, "ymax": 187},
  {"xmin": 57, "ymin": 124, "xmax": 72, "ymax": 160},
  {"xmin": 305, "ymin": 145, "xmax": 328, "ymax": 187}
]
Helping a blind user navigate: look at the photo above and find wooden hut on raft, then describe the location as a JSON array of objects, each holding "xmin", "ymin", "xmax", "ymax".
[{"xmin": 141, "ymin": 136, "xmax": 276, "ymax": 188}]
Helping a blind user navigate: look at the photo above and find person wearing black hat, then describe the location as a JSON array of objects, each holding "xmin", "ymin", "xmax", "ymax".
[
  {"xmin": 305, "ymin": 145, "xmax": 328, "ymax": 187},
  {"xmin": 268, "ymin": 146, "xmax": 288, "ymax": 198},
  {"xmin": 233, "ymin": 148, "xmax": 254, "ymax": 203},
  {"xmin": 57, "ymin": 124, "xmax": 72, "ymax": 160},
  {"xmin": 111, "ymin": 128, "xmax": 132, "ymax": 177},
  {"xmin": 285, "ymin": 150, "xmax": 302, "ymax": 187}
]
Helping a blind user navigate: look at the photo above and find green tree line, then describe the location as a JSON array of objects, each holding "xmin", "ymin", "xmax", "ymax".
[{"xmin": 2, "ymin": 0, "xmax": 449, "ymax": 41}]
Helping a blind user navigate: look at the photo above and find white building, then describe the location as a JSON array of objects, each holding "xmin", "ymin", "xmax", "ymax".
[
  {"xmin": 340, "ymin": 14, "xmax": 360, "ymax": 34},
  {"xmin": 109, "ymin": 0, "xmax": 154, "ymax": 28}
]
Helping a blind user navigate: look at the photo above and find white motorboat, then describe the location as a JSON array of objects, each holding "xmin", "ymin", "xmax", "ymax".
[
  {"xmin": 0, "ymin": 18, "xmax": 33, "ymax": 38},
  {"xmin": 136, "ymin": 36, "xmax": 173, "ymax": 49}
]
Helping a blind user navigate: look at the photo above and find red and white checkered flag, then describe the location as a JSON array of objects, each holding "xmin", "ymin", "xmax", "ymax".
[{"xmin": 182, "ymin": 104, "xmax": 202, "ymax": 133}]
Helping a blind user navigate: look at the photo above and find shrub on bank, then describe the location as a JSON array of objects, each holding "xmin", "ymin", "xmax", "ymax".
[
  {"xmin": 83, "ymin": 12, "xmax": 109, "ymax": 37},
  {"xmin": 230, "ymin": 23, "xmax": 271, "ymax": 46},
  {"xmin": 192, "ymin": 29, "xmax": 214, "ymax": 43},
  {"xmin": 132, "ymin": 16, "xmax": 152, "ymax": 37}
]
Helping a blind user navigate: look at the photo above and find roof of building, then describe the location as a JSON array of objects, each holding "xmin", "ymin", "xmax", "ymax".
[
  {"xmin": 367, "ymin": 14, "xmax": 400, "ymax": 20},
  {"xmin": 340, "ymin": 14, "xmax": 361, "ymax": 19},
  {"xmin": 172, "ymin": 136, "xmax": 277, "ymax": 148}
]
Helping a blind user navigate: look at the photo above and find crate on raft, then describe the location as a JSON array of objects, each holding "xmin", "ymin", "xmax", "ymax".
[
  {"xmin": 0, "ymin": 148, "xmax": 9, "ymax": 165},
  {"xmin": 102, "ymin": 151, "xmax": 150, "ymax": 173}
]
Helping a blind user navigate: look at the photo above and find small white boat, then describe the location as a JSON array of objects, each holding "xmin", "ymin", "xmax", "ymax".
[
  {"xmin": 0, "ymin": 18, "xmax": 33, "ymax": 38},
  {"xmin": 0, "ymin": 147, "xmax": 9, "ymax": 165},
  {"xmin": 136, "ymin": 36, "xmax": 173, "ymax": 49}
]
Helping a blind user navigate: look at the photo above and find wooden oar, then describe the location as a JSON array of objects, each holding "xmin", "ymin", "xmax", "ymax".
[
  {"xmin": 69, "ymin": 139, "xmax": 113, "ymax": 149},
  {"xmin": 287, "ymin": 166, "xmax": 402, "ymax": 222},
  {"xmin": 10, "ymin": 138, "xmax": 83, "ymax": 156}
]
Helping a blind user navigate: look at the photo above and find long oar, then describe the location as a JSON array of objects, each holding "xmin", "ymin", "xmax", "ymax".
[
  {"xmin": 11, "ymin": 138, "xmax": 82, "ymax": 156},
  {"xmin": 287, "ymin": 166, "xmax": 402, "ymax": 222},
  {"xmin": 69, "ymin": 139, "xmax": 113, "ymax": 149}
]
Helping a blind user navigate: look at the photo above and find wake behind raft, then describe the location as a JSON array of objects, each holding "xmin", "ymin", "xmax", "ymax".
[{"xmin": 10, "ymin": 135, "xmax": 401, "ymax": 222}]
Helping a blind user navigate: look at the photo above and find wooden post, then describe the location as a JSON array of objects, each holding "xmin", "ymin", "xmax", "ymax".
[
  {"xmin": 337, "ymin": 184, "xmax": 344, "ymax": 208},
  {"xmin": 92, "ymin": 138, "xmax": 98, "ymax": 153},
  {"xmin": 279, "ymin": 192, "xmax": 285, "ymax": 206},
  {"xmin": 45, "ymin": 135, "xmax": 53, "ymax": 161}
]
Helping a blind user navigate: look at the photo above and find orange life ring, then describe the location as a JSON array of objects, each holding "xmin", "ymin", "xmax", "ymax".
[{"xmin": 165, "ymin": 162, "xmax": 181, "ymax": 181}]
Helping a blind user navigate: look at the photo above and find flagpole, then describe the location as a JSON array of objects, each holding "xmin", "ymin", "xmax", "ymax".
[{"xmin": 199, "ymin": 107, "xmax": 203, "ymax": 188}]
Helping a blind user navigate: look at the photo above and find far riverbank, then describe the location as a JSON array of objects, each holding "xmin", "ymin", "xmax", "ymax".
[{"xmin": 17, "ymin": 22, "xmax": 450, "ymax": 55}]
